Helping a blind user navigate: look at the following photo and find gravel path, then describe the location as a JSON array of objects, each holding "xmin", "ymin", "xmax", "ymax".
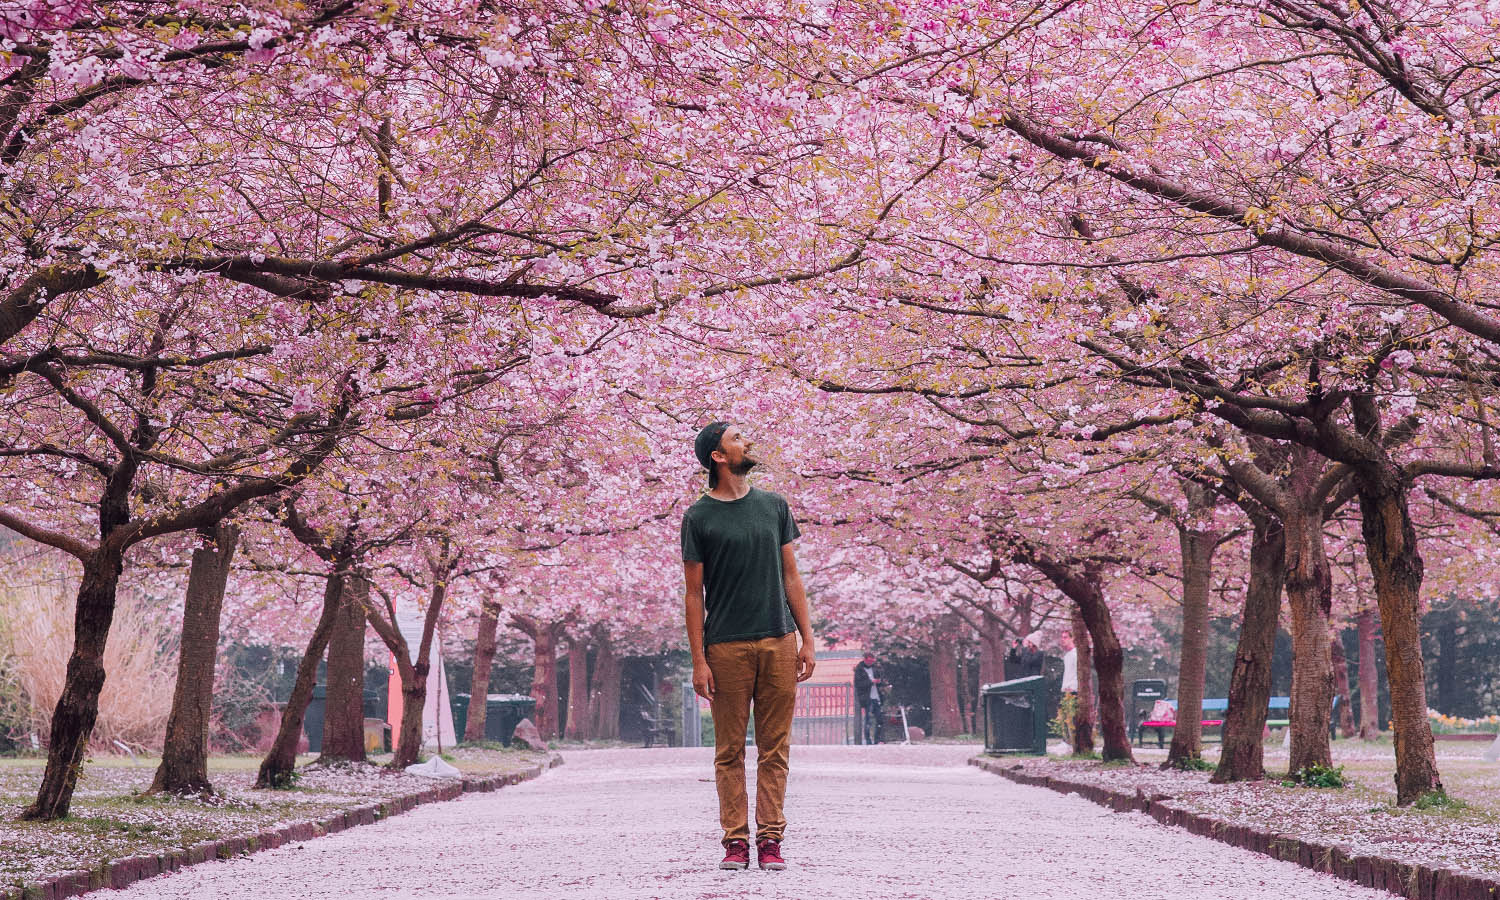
[{"xmin": 106, "ymin": 745, "xmax": 1393, "ymax": 899}]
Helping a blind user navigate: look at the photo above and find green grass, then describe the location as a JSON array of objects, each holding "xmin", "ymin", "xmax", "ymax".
[{"xmin": 1411, "ymin": 791, "xmax": 1468, "ymax": 812}]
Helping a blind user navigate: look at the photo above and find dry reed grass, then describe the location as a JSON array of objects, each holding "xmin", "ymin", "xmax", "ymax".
[{"xmin": 0, "ymin": 555, "xmax": 176, "ymax": 751}]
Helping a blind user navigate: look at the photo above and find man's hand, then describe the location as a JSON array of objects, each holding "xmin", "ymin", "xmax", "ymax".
[
  {"xmin": 692, "ymin": 659, "xmax": 715, "ymax": 701},
  {"xmin": 796, "ymin": 642, "xmax": 816, "ymax": 682}
]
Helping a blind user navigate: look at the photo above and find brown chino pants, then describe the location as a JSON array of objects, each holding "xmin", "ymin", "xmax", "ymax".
[{"xmin": 705, "ymin": 632, "xmax": 797, "ymax": 845}]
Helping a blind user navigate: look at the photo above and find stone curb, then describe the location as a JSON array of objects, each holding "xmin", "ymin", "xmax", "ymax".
[
  {"xmin": 969, "ymin": 756, "xmax": 1500, "ymax": 900},
  {"xmin": 4, "ymin": 753, "xmax": 564, "ymax": 900}
]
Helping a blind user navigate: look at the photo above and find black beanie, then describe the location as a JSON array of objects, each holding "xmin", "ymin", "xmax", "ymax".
[{"xmin": 695, "ymin": 421, "xmax": 729, "ymax": 471}]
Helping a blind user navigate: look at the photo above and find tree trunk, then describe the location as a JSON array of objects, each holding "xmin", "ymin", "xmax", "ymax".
[
  {"xmin": 319, "ymin": 574, "xmax": 368, "ymax": 763},
  {"xmin": 20, "ymin": 550, "xmax": 124, "ymax": 820},
  {"xmin": 1214, "ymin": 515, "xmax": 1285, "ymax": 783},
  {"xmin": 1356, "ymin": 468, "xmax": 1442, "ymax": 804},
  {"xmin": 1331, "ymin": 633, "xmax": 1356, "ymax": 739},
  {"xmin": 464, "ymin": 602, "xmax": 501, "ymax": 743},
  {"xmin": 366, "ymin": 568, "xmax": 451, "ymax": 770},
  {"xmin": 512, "ymin": 615, "xmax": 563, "ymax": 739},
  {"xmin": 1356, "ymin": 606, "xmax": 1380, "ymax": 739},
  {"xmin": 956, "ymin": 654, "xmax": 974, "ymax": 734},
  {"xmin": 1023, "ymin": 553, "xmax": 1132, "ymax": 762},
  {"xmin": 928, "ymin": 619, "xmax": 962, "ymax": 737},
  {"xmin": 1283, "ymin": 497, "xmax": 1335, "ymax": 774},
  {"xmin": 1070, "ymin": 605, "xmax": 1096, "ymax": 756},
  {"xmin": 532, "ymin": 628, "xmax": 559, "ymax": 739},
  {"xmin": 564, "ymin": 634, "xmax": 590, "ymax": 741},
  {"xmin": 588, "ymin": 629, "xmax": 621, "ymax": 740},
  {"xmin": 392, "ymin": 655, "xmax": 426, "ymax": 769},
  {"xmin": 151, "ymin": 525, "xmax": 238, "ymax": 796},
  {"xmin": 256, "ymin": 571, "xmax": 345, "ymax": 788},
  {"xmin": 976, "ymin": 617, "xmax": 1007, "ymax": 686},
  {"xmin": 1167, "ymin": 510, "xmax": 1216, "ymax": 766}
]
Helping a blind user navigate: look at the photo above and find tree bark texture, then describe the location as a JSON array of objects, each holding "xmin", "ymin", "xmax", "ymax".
[
  {"xmin": 367, "ymin": 569, "xmax": 450, "ymax": 769},
  {"xmin": 1070, "ymin": 605, "xmax": 1096, "ymax": 756},
  {"xmin": 512, "ymin": 614, "xmax": 565, "ymax": 739},
  {"xmin": 1356, "ymin": 467, "xmax": 1442, "ymax": 804},
  {"xmin": 1214, "ymin": 515, "xmax": 1285, "ymax": 783},
  {"xmin": 1356, "ymin": 606, "xmax": 1381, "ymax": 738},
  {"xmin": 463, "ymin": 602, "xmax": 501, "ymax": 743},
  {"xmin": 1167, "ymin": 508, "xmax": 1217, "ymax": 766},
  {"xmin": 151, "ymin": 525, "xmax": 238, "ymax": 796},
  {"xmin": 587, "ymin": 627, "xmax": 621, "ymax": 740},
  {"xmin": 928, "ymin": 619, "xmax": 962, "ymax": 737},
  {"xmin": 20, "ymin": 550, "xmax": 124, "ymax": 820},
  {"xmin": 976, "ymin": 616, "xmax": 1008, "ymax": 686},
  {"xmin": 1019, "ymin": 550, "xmax": 1132, "ymax": 762},
  {"xmin": 256, "ymin": 571, "xmax": 345, "ymax": 788},
  {"xmin": 564, "ymin": 635, "xmax": 590, "ymax": 740},
  {"xmin": 319, "ymin": 575, "xmax": 368, "ymax": 763},
  {"xmin": 1331, "ymin": 634, "xmax": 1356, "ymax": 739},
  {"xmin": 1283, "ymin": 496, "xmax": 1335, "ymax": 773}
]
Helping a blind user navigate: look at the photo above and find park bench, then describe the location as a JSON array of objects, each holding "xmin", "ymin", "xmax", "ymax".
[{"xmin": 1136, "ymin": 696, "xmax": 1292, "ymax": 747}]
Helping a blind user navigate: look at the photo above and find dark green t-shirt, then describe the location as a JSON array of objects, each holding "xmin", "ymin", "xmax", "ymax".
[{"xmin": 681, "ymin": 487, "xmax": 801, "ymax": 647}]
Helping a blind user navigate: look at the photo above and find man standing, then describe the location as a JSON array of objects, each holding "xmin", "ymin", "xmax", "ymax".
[
  {"xmin": 682, "ymin": 422, "xmax": 816, "ymax": 872},
  {"xmin": 853, "ymin": 650, "xmax": 883, "ymax": 744}
]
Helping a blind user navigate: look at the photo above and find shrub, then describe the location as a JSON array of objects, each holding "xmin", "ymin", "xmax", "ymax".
[
  {"xmin": 0, "ymin": 550, "xmax": 177, "ymax": 751},
  {"xmin": 1282, "ymin": 763, "xmax": 1347, "ymax": 788}
]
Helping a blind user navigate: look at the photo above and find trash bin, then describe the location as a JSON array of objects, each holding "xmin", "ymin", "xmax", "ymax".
[
  {"xmin": 1130, "ymin": 679, "xmax": 1169, "ymax": 743},
  {"xmin": 451, "ymin": 693, "xmax": 536, "ymax": 746},
  {"xmin": 982, "ymin": 676, "xmax": 1048, "ymax": 755},
  {"xmin": 303, "ymin": 684, "xmax": 327, "ymax": 753}
]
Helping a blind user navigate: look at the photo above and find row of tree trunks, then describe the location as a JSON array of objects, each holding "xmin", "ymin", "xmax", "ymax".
[
  {"xmin": 1070, "ymin": 605, "xmax": 1096, "ymax": 756},
  {"xmin": 150, "ymin": 525, "xmax": 239, "ymax": 796},
  {"xmin": 1213, "ymin": 513, "xmax": 1286, "ymax": 783}
]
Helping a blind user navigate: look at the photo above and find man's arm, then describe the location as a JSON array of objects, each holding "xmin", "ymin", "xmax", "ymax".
[
  {"xmin": 781, "ymin": 542, "xmax": 816, "ymax": 682},
  {"xmin": 684, "ymin": 561, "xmax": 714, "ymax": 700}
]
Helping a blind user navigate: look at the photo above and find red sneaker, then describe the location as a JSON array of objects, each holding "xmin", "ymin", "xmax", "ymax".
[
  {"xmin": 757, "ymin": 839, "xmax": 786, "ymax": 870},
  {"xmin": 719, "ymin": 840, "xmax": 750, "ymax": 870}
]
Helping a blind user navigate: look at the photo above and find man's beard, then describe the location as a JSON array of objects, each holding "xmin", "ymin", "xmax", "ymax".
[{"xmin": 729, "ymin": 456, "xmax": 758, "ymax": 476}]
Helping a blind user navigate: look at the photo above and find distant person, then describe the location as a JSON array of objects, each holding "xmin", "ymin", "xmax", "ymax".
[
  {"xmin": 1018, "ymin": 634, "xmax": 1044, "ymax": 678},
  {"xmin": 853, "ymin": 650, "xmax": 884, "ymax": 744},
  {"xmin": 1060, "ymin": 634, "xmax": 1078, "ymax": 693},
  {"xmin": 1004, "ymin": 638, "xmax": 1024, "ymax": 680},
  {"xmin": 682, "ymin": 422, "xmax": 816, "ymax": 872}
]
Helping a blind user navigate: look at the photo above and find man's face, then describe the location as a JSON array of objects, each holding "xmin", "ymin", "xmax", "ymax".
[
  {"xmin": 713, "ymin": 425, "xmax": 758, "ymax": 475},
  {"xmin": 863, "ymin": 654, "xmax": 875, "ymax": 665}
]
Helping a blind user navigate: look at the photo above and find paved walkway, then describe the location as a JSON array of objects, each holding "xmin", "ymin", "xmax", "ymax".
[{"xmin": 108, "ymin": 745, "xmax": 1391, "ymax": 899}]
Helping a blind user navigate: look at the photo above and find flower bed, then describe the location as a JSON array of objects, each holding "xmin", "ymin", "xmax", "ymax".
[
  {"xmin": 0, "ymin": 748, "xmax": 558, "ymax": 897},
  {"xmin": 972, "ymin": 742, "xmax": 1500, "ymax": 899}
]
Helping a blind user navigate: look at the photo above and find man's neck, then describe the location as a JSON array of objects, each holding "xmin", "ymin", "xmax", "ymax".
[{"xmin": 708, "ymin": 472, "xmax": 751, "ymax": 501}]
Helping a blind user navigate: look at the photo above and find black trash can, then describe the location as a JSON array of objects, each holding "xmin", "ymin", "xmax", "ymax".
[
  {"xmin": 1130, "ymin": 679, "xmax": 1169, "ymax": 743},
  {"xmin": 982, "ymin": 676, "xmax": 1048, "ymax": 755},
  {"xmin": 450, "ymin": 693, "xmax": 536, "ymax": 746},
  {"xmin": 303, "ymin": 684, "xmax": 327, "ymax": 753},
  {"xmin": 488, "ymin": 695, "xmax": 537, "ymax": 746}
]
